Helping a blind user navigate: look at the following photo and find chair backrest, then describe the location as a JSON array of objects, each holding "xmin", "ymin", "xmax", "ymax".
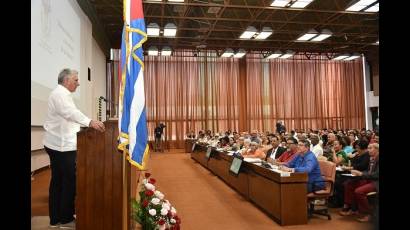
[
  {"xmin": 318, "ymin": 160, "xmax": 336, "ymax": 182},
  {"xmin": 318, "ymin": 160, "xmax": 336, "ymax": 194}
]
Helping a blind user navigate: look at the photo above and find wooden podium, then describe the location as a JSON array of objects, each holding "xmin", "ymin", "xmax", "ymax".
[{"xmin": 76, "ymin": 120, "xmax": 141, "ymax": 230}]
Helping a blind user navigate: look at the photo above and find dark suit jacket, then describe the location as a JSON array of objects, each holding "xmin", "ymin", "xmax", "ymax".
[{"xmin": 265, "ymin": 146, "xmax": 287, "ymax": 161}]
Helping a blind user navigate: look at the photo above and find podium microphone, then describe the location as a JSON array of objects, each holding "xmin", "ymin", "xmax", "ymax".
[{"xmin": 99, "ymin": 96, "xmax": 117, "ymax": 105}]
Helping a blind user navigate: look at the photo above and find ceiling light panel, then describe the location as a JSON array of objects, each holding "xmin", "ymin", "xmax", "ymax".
[
  {"xmin": 290, "ymin": 0, "xmax": 314, "ymax": 9},
  {"xmin": 270, "ymin": 0, "xmax": 290, "ymax": 7},
  {"xmin": 346, "ymin": 0, "xmax": 377, "ymax": 12}
]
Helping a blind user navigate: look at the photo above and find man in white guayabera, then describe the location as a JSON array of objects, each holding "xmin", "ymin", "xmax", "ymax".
[{"xmin": 43, "ymin": 68, "xmax": 105, "ymax": 229}]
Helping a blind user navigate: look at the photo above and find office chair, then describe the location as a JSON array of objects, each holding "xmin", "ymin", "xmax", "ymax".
[{"xmin": 307, "ymin": 160, "xmax": 336, "ymax": 220}]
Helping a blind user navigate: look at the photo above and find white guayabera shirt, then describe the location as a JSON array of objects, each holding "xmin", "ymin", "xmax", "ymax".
[{"xmin": 43, "ymin": 85, "xmax": 91, "ymax": 151}]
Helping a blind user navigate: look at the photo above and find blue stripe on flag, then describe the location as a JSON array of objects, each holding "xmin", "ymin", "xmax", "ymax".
[
  {"xmin": 132, "ymin": 107, "xmax": 148, "ymax": 163},
  {"xmin": 118, "ymin": 13, "xmax": 149, "ymax": 169}
]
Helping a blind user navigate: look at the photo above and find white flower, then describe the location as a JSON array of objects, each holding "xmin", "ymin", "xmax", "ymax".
[
  {"xmin": 148, "ymin": 209, "xmax": 156, "ymax": 216},
  {"xmin": 162, "ymin": 203, "xmax": 170, "ymax": 211},
  {"xmin": 145, "ymin": 183, "xmax": 155, "ymax": 191},
  {"xmin": 142, "ymin": 179, "xmax": 147, "ymax": 184},
  {"xmin": 155, "ymin": 191, "xmax": 165, "ymax": 200},
  {"xmin": 171, "ymin": 207, "xmax": 177, "ymax": 215},
  {"xmin": 151, "ymin": 198, "xmax": 160, "ymax": 205},
  {"xmin": 161, "ymin": 208, "xmax": 168, "ymax": 216},
  {"xmin": 170, "ymin": 218, "xmax": 176, "ymax": 224}
]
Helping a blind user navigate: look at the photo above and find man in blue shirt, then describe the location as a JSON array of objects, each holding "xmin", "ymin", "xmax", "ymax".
[{"xmin": 280, "ymin": 139, "xmax": 325, "ymax": 193}]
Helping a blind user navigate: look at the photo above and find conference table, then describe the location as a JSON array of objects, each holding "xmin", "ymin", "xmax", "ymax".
[
  {"xmin": 190, "ymin": 143, "xmax": 308, "ymax": 226},
  {"xmin": 185, "ymin": 138, "xmax": 197, "ymax": 153}
]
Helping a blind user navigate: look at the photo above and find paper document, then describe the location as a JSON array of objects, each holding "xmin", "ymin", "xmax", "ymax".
[
  {"xmin": 269, "ymin": 164, "xmax": 279, "ymax": 170},
  {"xmin": 243, "ymin": 158, "xmax": 262, "ymax": 163},
  {"xmin": 336, "ymin": 166, "xmax": 344, "ymax": 171},
  {"xmin": 341, "ymin": 173, "xmax": 356, "ymax": 177},
  {"xmin": 270, "ymin": 168, "xmax": 290, "ymax": 177}
]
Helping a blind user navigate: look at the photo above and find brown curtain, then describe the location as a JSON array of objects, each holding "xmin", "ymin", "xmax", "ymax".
[
  {"xmin": 246, "ymin": 53, "xmax": 365, "ymax": 132},
  {"xmin": 144, "ymin": 51, "xmax": 365, "ymax": 148},
  {"xmin": 144, "ymin": 51, "xmax": 239, "ymax": 148}
]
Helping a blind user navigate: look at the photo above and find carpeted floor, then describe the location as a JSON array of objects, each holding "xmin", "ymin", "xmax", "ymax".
[{"xmin": 31, "ymin": 149, "xmax": 376, "ymax": 230}]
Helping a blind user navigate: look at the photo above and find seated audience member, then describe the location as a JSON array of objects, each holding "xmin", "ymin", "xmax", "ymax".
[
  {"xmin": 347, "ymin": 140, "xmax": 359, "ymax": 159},
  {"xmin": 205, "ymin": 130, "xmax": 212, "ymax": 139},
  {"xmin": 218, "ymin": 136, "xmax": 230, "ymax": 148},
  {"xmin": 280, "ymin": 140, "xmax": 287, "ymax": 148},
  {"xmin": 290, "ymin": 130, "xmax": 297, "ymax": 141},
  {"xmin": 369, "ymin": 132, "xmax": 378, "ymax": 144},
  {"xmin": 339, "ymin": 143, "xmax": 379, "ymax": 222},
  {"xmin": 208, "ymin": 134, "xmax": 220, "ymax": 147},
  {"xmin": 186, "ymin": 130, "xmax": 196, "ymax": 139},
  {"xmin": 323, "ymin": 133, "xmax": 337, "ymax": 159},
  {"xmin": 235, "ymin": 137, "xmax": 245, "ymax": 150},
  {"xmin": 342, "ymin": 135, "xmax": 354, "ymax": 155},
  {"xmin": 228, "ymin": 137, "xmax": 235, "ymax": 147},
  {"xmin": 250, "ymin": 130, "xmax": 261, "ymax": 144},
  {"xmin": 265, "ymin": 135, "xmax": 287, "ymax": 163},
  {"xmin": 331, "ymin": 140, "xmax": 370, "ymax": 208},
  {"xmin": 310, "ymin": 135, "xmax": 323, "ymax": 158},
  {"xmin": 280, "ymin": 140, "xmax": 325, "ymax": 193},
  {"xmin": 348, "ymin": 133, "xmax": 357, "ymax": 149},
  {"xmin": 233, "ymin": 132, "xmax": 240, "ymax": 142},
  {"xmin": 344, "ymin": 140, "xmax": 370, "ymax": 171},
  {"xmin": 198, "ymin": 130, "xmax": 203, "ymax": 136},
  {"xmin": 261, "ymin": 135, "xmax": 269, "ymax": 146},
  {"xmin": 373, "ymin": 134, "xmax": 379, "ymax": 144},
  {"xmin": 241, "ymin": 142, "xmax": 266, "ymax": 159},
  {"xmin": 365, "ymin": 130, "xmax": 373, "ymax": 142},
  {"xmin": 275, "ymin": 137, "xmax": 298, "ymax": 164},
  {"xmin": 197, "ymin": 132, "xmax": 208, "ymax": 143},
  {"xmin": 331, "ymin": 140, "xmax": 348, "ymax": 166},
  {"xmin": 225, "ymin": 130, "xmax": 231, "ymax": 137},
  {"xmin": 320, "ymin": 131, "xmax": 328, "ymax": 146},
  {"xmin": 240, "ymin": 139, "xmax": 251, "ymax": 154},
  {"xmin": 261, "ymin": 140, "xmax": 273, "ymax": 154},
  {"xmin": 358, "ymin": 129, "xmax": 367, "ymax": 140},
  {"xmin": 296, "ymin": 132, "xmax": 304, "ymax": 141}
]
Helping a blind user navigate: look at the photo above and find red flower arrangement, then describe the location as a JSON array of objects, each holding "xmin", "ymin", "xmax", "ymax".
[{"xmin": 132, "ymin": 172, "xmax": 181, "ymax": 230}]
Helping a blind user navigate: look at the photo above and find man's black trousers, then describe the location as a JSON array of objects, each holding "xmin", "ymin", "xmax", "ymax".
[{"xmin": 45, "ymin": 146, "xmax": 76, "ymax": 225}]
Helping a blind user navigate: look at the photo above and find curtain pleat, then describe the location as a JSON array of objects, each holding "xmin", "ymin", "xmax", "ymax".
[{"xmin": 144, "ymin": 51, "xmax": 365, "ymax": 148}]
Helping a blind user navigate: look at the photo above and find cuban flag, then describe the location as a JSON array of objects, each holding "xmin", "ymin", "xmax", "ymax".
[{"xmin": 118, "ymin": 0, "xmax": 149, "ymax": 169}]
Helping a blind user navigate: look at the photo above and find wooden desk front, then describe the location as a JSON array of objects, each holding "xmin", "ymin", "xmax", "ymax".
[
  {"xmin": 184, "ymin": 139, "xmax": 197, "ymax": 153},
  {"xmin": 191, "ymin": 144, "xmax": 308, "ymax": 226}
]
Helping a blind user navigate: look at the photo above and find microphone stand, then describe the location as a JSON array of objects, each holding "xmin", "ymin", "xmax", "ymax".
[{"xmin": 98, "ymin": 96, "xmax": 118, "ymax": 121}]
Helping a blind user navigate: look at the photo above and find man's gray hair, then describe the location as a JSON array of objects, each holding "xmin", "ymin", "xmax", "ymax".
[{"xmin": 58, "ymin": 68, "xmax": 78, "ymax": 84}]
